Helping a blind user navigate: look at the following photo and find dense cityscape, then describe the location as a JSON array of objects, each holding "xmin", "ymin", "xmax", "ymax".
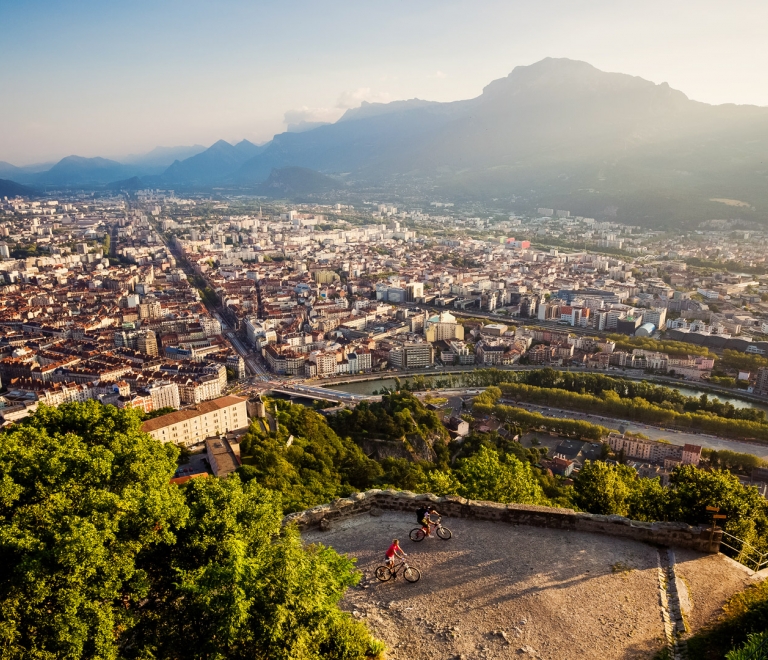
[
  {"xmin": 4, "ymin": 2, "xmax": 768, "ymax": 658},
  {"xmin": 5, "ymin": 191, "xmax": 768, "ymax": 402},
  {"xmin": 5, "ymin": 189, "xmax": 768, "ymax": 489}
]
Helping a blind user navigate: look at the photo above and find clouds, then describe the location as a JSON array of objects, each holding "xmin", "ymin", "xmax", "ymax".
[
  {"xmin": 283, "ymin": 87, "xmax": 392, "ymax": 130},
  {"xmin": 336, "ymin": 87, "xmax": 392, "ymax": 109},
  {"xmin": 283, "ymin": 106, "xmax": 339, "ymax": 126}
]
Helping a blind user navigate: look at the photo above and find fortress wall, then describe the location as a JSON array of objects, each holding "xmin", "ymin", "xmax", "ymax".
[{"xmin": 284, "ymin": 489, "xmax": 721, "ymax": 553}]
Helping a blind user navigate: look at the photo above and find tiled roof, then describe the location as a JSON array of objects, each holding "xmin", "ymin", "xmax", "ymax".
[{"xmin": 141, "ymin": 395, "xmax": 246, "ymax": 432}]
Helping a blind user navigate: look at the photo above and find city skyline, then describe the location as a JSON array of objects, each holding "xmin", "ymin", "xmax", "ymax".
[{"xmin": 2, "ymin": 0, "xmax": 768, "ymax": 164}]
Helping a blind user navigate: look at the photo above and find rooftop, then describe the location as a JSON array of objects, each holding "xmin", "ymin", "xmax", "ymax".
[{"xmin": 141, "ymin": 395, "xmax": 246, "ymax": 432}]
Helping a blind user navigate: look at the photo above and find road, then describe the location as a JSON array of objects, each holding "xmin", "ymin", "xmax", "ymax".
[
  {"xmin": 504, "ymin": 400, "xmax": 768, "ymax": 459},
  {"xmin": 320, "ymin": 364, "xmax": 768, "ymax": 408},
  {"xmin": 139, "ymin": 217, "xmax": 768, "ymax": 459},
  {"xmin": 146, "ymin": 218, "xmax": 272, "ymax": 381},
  {"xmin": 270, "ymin": 382, "xmax": 372, "ymax": 403},
  {"xmin": 226, "ymin": 330, "xmax": 268, "ymax": 380}
]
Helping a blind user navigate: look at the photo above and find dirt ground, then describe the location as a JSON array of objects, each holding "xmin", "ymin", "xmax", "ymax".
[
  {"xmin": 672, "ymin": 547, "xmax": 754, "ymax": 634},
  {"xmin": 305, "ymin": 512, "xmax": 758, "ymax": 660},
  {"xmin": 306, "ymin": 512, "xmax": 669, "ymax": 659}
]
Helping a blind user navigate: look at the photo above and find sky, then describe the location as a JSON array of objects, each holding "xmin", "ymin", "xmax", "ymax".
[{"xmin": 2, "ymin": 0, "xmax": 768, "ymax": 166}]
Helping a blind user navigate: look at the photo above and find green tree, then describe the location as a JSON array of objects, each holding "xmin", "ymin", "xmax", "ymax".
[
  {"xmin": 416, "ymin": 469, "xmax": 462, "ymax": 496},
  {"xmin": 378, "ymin": 458, "xmax": 427, "ymax": 491},
  {"xmin": 667, "ymin": 466, "xmax": 768, "ymax": 548},
  {"xmin": 0, "ymin": 402, "xmax": 384, "ymax": 660},
  {"xmin": 627, "ymin": 477, "xmax": 669, "ymax": 522},
  {"xmin": 0, "ymin": 401, "xmax": 188, "ymax": 660},
  {"xmin": 726, "ymin": 632, "xmax": 768, "ymax": 660},
  {"xmin": 455, "ymin": 445, "xmax": 544, "ymax": 504},
  {"xmin": 238, "ymin": 404, "xmax": 383, "ymax": 512},
  {"xmin": 143, "ymin": 405, "xmax": 177, "ymax": 420},
  {"xmin": 573, "ymin": 461, "xmax": 635, "ymax": 516},
  {"xmin": 128, "ymin": 478, "xmax": 384, "ymax": 660}
]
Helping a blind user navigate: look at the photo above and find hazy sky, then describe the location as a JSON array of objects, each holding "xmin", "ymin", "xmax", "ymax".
[{"xmin": 2, "ymin": 0, "xmax": 767, "ymax": 165}]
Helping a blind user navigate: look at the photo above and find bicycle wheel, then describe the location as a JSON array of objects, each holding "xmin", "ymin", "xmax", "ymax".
[
  {"xmin": 437, "ymin": 526, "xmax": 452, "ymax": 540},
  {"xmin": 409, "ymin": 528, "xmax": 426, "ymax": 542},
  {"xmin": 404, "ymin": 566, "xmax": 421, "ymax": 583},
  {"xmin": 375, "ymin": 566, "xmax": 393, "ymax": 582}
]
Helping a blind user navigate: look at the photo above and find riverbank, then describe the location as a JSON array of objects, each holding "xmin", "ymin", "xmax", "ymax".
[{"xmin": 323, "ymin": 368, "xmax": 768, "ymax": 412}]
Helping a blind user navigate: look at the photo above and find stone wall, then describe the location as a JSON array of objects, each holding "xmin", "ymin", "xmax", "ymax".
[{"xmin": 284, "ymin": 489, "xmax": 722, "ymax": 553}]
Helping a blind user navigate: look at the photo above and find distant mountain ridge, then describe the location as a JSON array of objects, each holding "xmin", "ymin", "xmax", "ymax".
[
  {"xmin": 122, "ymin": 144, "xmax": 208, "ymax": 170},
  {"xmin": 254, "ymin": 167, "xmax": 342, "ymax": 197},
  {"xmin": 4, "ymin": 58, "xmax": 768, "ymax": 226},
  {"xmin": 0, "ymin": 140, "xmax": 267, "ymax": 190},
  {"xmin": 158, "ymin": 139, "xmax": 266, "ymax": 185},
  {"xmin": 223, "ymin": 57, "xmax": 768, "ymax": 225},
  {"xmin": 0, "ymin": 179, "xmax": 37, "ymax": 198}
]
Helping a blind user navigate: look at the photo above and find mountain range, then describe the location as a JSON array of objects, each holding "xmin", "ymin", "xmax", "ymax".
[{"xmin": 3, "ymin": 58, "xmax": 768, "ymax": 227}]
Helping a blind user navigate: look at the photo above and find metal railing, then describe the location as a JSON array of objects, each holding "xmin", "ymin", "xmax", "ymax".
[
  {"xmin": 720, "ymin": 531, "xmax": 768, "ymax": 571},
  {"xmin": 732, "ymin": 632, "xmax": 768, "ymax": 660}
]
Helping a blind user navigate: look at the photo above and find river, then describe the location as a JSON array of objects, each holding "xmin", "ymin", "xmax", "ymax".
[
  {"xmin": 327, "ymin": 375, "xmax": 768, "ymax": 458},
  {"xmin": 330, "ymin": 376, "xmax": 768, "ymax": 412}
]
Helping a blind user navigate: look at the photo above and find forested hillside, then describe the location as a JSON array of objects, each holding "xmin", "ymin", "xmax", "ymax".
[
  {"xmin": 3, "ymin": 393, "xmax": 768, "ymax": 658},
  {"xmin": 0, "ymin": 401, "xmax": 383, "ymax": 659}
]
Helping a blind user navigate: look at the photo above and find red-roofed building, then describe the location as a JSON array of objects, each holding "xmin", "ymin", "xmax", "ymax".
[{"xmin": 682, "ymin": 444, "xmax": 702, "ymax": 466}]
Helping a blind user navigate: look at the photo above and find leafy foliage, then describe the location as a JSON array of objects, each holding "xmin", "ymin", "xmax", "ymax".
[
  {"xmin": 512, "ymin": 369, "xmax": 764, "ymax": 422},
  {"xmin": 329, "ymin": 392, "xmax": 448, "ymax": 445},
  {"xmin": 703, "ymin": 448, "xmax": 767, "ymax": 474},
  {"xmin": 238, "ymin": 403, "xmax": 383, "ymax": 512},
  {"xmin": 687, "ymin": 580, "xmax": 768, "ymax": 660},
  {"xmin": 454, "ymin": 445, "xmax": 544, "ymax": 504},
  {"xmin": 726, "ymin": 632, "xmax": 768, "ymax": 660},
  {"xmin": 0, "ymin": 401, "xmax": 187, "ymax": 660},
  {"xmin": 142, "ymin": 405, "xmax": 178, "ymax": 420},
  {"xmin": 573, "ymin": 461, "xmax": 768, "ymax": 549},
  {"xmin": 605, "ymin": 334, "xmax": 715, "ymax": 358},
  {"xmin": 720, "ymin": 349, "xmax": 768, "ymax": 373},
  {"xmin": 0, "ymin": 402, "xmax": 383, "ymax": 660},
  {"xmin": 573, "ymin": 461, "xmax": 635, "ymax": 516},
  {"xmin": 483, "ymin": 371, "xmax": 768, "ymax": 442}
]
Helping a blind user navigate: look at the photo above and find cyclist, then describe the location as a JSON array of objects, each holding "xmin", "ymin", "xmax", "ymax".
[
  {"xmin": 421, "ymin": 505, "xmax": 441, "ymax": 537},
  {"xmin": 385, "ymin": 539, "xmax": 406, "ymax": 567}
]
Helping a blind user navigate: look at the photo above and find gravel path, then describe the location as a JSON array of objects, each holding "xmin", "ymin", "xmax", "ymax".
[
  {"xmin": 672, "ymin": 547, "xmax": 754, "ymax": 634},
  {"xmin": 306, "ymin": 512, "xmax": 671, "ymax": 659}
]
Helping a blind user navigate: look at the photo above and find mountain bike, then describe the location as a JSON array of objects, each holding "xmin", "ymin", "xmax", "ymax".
[
  {"xmin": 375, "ymin": 559, "xmax": 421, "ymax": 583},
  {"xmin": 409, "ymin": 515, "xmax": 452, "ymax": 542}
]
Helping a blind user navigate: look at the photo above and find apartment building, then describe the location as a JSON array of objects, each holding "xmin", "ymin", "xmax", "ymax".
[
  {"xmin": 312, "ymin": 351, "xmax": 338, "ymax": 377},
  {"xmin": 177, "ymin": 374, "xmax": 222, "ymax": 405},
  {"xmin": 347, "ymin": 350, "xmax": 372, "ymax": 372},
  {"xmin": 142, "ymin": 395, "xmax": 248, "ymax": 447},
  {"xmin": 145, "ymin": 380, "xmax": 181, "ymax": 410},
  {"xmin": 756, "ymin": 367, "xmax": 768, "ymax": 396},
  {"xmin": 424, "ymin": 311, "xmax": 465, "ymax": 342},
  {"xmin": 389, "ymin": 342, "xmax": 434, "ymax": 369},
  {"xmin": 606, "ymin": 433, "xmax": 701, "ymax": 466},
  {"xmin": 115, "ymin": 329, "xmax": 159, "ymax": 356}
]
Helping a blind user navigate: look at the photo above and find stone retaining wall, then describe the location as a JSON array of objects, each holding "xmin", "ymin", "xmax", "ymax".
[{"xmin": 284, "ymin": 489, "xmax": 722, "ymax": 553}]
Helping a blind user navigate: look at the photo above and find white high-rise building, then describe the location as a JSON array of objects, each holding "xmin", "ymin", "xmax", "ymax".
[{"xmin": 146, "ymin": 380, "xmax": 181, "ymax": 411}]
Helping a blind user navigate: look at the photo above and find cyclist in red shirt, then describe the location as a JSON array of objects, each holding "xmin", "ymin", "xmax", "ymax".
[{"xmin": 385, "ymin": 539, "xmax": 406, "ymax": 567}]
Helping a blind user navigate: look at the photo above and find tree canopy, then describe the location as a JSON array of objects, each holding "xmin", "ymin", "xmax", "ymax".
[{"xmin": 0, "ymin": 401, "xmax": 383, "ymax": 660}]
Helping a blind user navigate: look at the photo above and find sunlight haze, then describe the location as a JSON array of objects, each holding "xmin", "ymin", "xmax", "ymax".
[{"xmin": 2, "ymin": 0, "xmax": 767, "ymax": 164}]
